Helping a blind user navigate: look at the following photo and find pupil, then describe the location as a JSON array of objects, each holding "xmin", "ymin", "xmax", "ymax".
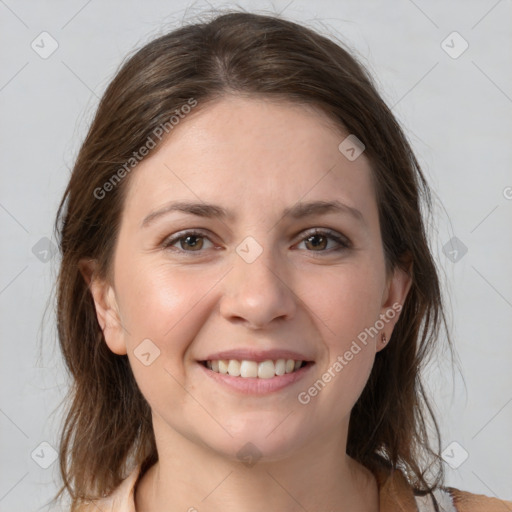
[
  {"xmin": 308, "ymin": 234, "xmax": 325, "ymax": 249},
  {"xmin": 185, "ymin": 235, "xmax": 201, "ymax": 249}
]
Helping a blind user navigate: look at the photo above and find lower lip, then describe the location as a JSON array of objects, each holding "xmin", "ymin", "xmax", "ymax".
[{"xmin": 198, "ymin": 361, "xmax": 314, "ymax": 395}]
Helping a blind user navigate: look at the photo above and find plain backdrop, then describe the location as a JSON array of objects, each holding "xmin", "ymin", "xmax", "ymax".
[{"xmin": 0, "ymin": 0, "xmax": 511, "ymax": 510}]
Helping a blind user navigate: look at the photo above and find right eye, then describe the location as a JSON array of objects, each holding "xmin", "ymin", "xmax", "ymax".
[{"xmin": 162, "ymin": 230, "xmax": 215, "ymax": 253}]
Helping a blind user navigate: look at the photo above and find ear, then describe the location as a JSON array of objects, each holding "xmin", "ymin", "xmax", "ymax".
[
  {"xmin": 78, "ymin": 258, "xmax": 127, "ymax": 356},
  {"xmin": 377, "ymin": 253, "xmax": 413, "ymax": 351}
]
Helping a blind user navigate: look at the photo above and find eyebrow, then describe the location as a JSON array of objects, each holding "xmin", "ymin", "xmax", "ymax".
[{"xmin": 141, "ymin": 199, "xmax": 365, "ymax": 228}]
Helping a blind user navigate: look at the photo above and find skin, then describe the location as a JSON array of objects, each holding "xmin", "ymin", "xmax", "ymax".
[{"xmin": 83, "ymin": 95, "xmax": 412, "ymax": 511}]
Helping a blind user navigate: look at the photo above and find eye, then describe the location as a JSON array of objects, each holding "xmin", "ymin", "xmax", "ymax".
[
  {"xmin": 296, "ymin": 229, "xmax": 351, "ymax": 253},
  {"xmin": 162, "ymin": 230, "xmax": 214, "ymax": 253},
  {"xmin": 161, "ymin": 228, "xmax": 351, "ymax": 255}
]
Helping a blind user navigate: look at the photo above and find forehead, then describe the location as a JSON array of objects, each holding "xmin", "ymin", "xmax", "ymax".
[{"xmin": 122, "ymin": 95, "xmax": 377, "ymax": 227}]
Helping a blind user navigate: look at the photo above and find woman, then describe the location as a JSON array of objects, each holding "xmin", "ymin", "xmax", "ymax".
[{"xmin": 50, "ymin": 10, "xmax": 512, "ymax": 512}]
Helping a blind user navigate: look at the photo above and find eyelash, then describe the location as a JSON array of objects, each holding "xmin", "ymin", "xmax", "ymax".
[{"xmin": 161, "ymin": 228, "xmax": 351, "ymax": 256}]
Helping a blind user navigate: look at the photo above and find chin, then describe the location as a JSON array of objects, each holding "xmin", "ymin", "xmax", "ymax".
[{"xmin": 205, "ymin": 416, "xmax": 307, "ymax": 464}]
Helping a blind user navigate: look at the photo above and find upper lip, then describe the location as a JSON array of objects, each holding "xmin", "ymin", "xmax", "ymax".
[{"xmin": 199, "ymin": 348, "xmax": 314, "ymax": 363}]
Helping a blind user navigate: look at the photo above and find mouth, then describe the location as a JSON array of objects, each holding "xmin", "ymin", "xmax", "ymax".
[
  {"xmin": 199, "ymin": 358, "xmax": 311, "ymax": 378},
  {"xmin": 197, "ymin": 358, "xmax": 315, "ymax": 395}
]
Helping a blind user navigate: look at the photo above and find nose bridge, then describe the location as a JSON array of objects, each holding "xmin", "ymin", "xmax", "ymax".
[{"xmin": 219, "ymin": 234, "xmax": 296, "ymax": 326}]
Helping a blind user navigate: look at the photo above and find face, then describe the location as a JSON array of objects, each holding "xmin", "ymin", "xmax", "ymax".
[{"xmin": 86, "ymin": 95, "xmax": 411, "ymax": 463}]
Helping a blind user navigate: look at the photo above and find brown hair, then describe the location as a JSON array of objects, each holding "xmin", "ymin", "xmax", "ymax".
[{"xmin": 50, "ymin": 9, "xmax": 457, "ymax": 511}]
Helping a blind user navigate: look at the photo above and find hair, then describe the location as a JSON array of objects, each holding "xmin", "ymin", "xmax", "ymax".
[{"xmin": 50, "ymin": 9, "xmax": 458, "ymax": 511}]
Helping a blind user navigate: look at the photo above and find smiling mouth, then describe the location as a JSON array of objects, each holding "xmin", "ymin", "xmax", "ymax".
[{"xmin": 199, "ymin": 359, "xmax": 312, "ymax": 379}]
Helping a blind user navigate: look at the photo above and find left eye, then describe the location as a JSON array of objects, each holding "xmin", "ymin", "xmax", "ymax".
[
  {"xmin": 162, "ymin": 229, "xmax": 350, "ymax": 254},
  {"xmin": 297, "ymin": 229, "xmax": 350, "ymax": 252}
]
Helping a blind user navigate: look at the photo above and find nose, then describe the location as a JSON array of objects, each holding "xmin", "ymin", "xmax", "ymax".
[{"xmin": 219, "ymin": 244, "xmax": 297, "ymax": 329}]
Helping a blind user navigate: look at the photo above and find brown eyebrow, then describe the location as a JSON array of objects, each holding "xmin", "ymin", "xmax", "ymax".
[{"xmin": 141, "ymin": 199, "xmax": 365, "ymax": 228}]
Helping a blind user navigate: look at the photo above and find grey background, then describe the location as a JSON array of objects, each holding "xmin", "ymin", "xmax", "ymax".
[{"xmin": 1, "ymin": 0, "xmax": 511, "ymax": 510}]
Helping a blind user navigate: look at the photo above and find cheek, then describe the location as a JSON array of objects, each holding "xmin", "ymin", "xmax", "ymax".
[
  {"xmin": 303, "ymin": 265, "xmax": 382, "ymax": 409},
  {"xmin": 115, "ymin": 260, "xmax": 209, "ymax": 409},
  {"xmin": 309, "ymin": 263, "xmax": 384, "ymax": 345},
  {"xmin": 115, "ymin": 259, "xmax": 210, "ymax": 358}
]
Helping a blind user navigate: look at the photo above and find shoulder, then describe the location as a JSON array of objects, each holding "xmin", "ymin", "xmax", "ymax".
[
  {"xmin": 444, "ymin": 487, "xmax": 512, "ymax": 512},
  {"xmin": 372, "ymin": 461, "xmax": 512, "ymax": 512},
  {"xmin": 74, "ymin": 465, "xmax": 141, "ymax": 512},
  {"xmin": 412, "ymin": 482, "xmax": 512, "ymax": 512}
]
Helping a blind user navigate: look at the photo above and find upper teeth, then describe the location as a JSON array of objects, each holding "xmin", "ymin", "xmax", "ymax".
[{"xmin": 206, "ymin": 359, "xmax": 303, "ymax": 379}]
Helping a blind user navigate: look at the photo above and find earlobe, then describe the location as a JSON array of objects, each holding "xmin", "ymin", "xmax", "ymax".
[{"xmin": 78, "ymin": 258, "xmax": 128, "ymax": 356}]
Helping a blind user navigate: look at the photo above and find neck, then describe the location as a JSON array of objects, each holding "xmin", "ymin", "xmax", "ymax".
[{"xmin": 135, "ymin": 415, "xmax": 379, "ymax": 512}]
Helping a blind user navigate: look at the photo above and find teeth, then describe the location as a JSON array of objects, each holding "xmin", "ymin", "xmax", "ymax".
[
  {"xmin": 205, "ymin": 358, "xmax": 304, "ymax": 378},
  {"xmin": 218, "ymin": 360, "xmax": 228, "ymax": 374}
]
